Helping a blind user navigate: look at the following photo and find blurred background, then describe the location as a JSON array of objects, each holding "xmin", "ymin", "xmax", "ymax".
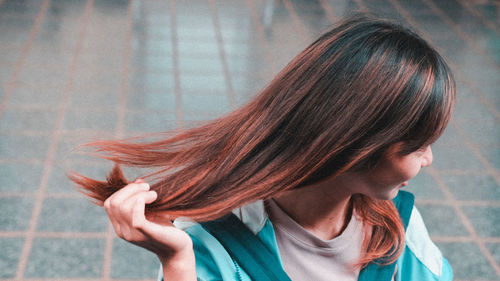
[{"xmin": 0, "ymin": 0, "xmax": 499, "ymax": 280}]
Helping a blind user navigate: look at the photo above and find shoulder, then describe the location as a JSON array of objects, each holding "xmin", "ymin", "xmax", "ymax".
[{"xmin": 396, "ymin": 206, "xmax": 453, "ymax": 281}]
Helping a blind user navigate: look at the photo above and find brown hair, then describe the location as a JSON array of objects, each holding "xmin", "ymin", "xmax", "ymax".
[{"xmin": 70, "ymin": 15, "xmax": 455, "ymax": 266}]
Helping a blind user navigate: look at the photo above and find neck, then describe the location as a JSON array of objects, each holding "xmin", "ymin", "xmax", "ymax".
[{"xmin": 272, "ymin": 175, "xmax": 355, "ymax": 240}]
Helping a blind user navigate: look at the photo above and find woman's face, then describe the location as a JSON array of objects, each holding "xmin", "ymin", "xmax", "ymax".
[{"xmin": 354, "ymin": 143, "xmax": 434, "ymax": 200}]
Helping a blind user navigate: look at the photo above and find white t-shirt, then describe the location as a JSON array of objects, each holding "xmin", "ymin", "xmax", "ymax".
[{"xmin": 266, "ymin": 199, "xmax": 365, "ymax": 281}]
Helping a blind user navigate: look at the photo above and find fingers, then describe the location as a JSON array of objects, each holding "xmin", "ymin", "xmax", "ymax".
[
  {"xmin": 103, "ymin": 181, "xmax": 154, "ymax": 239},
  {"xmin": 110, "ymin": 181, "xmax": 150, "ymax": 206},
  {"xmin": 131, "ymin": 191, "xmax": 157, "ymax": 229}
]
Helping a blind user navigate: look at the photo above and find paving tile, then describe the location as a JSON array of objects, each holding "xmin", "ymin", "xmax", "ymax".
[
  {"xmin": 457, "ymin": 119, "xmax": 500, "ymax": 146},
  {"xmin": 7, "ymin": 84, "xmax": 64, "ymax": 106},
  {"xmin": 486, "ymin": 243, "xmax": 500, "ymax": 269},
  {"xmin": 0, "ymin": 197, "xmax": 34, "ymax": 231},
  {"xmin": 480, "ymin": 147, "xmax": 500, "ymax": 171},
  {"xmin": 0, "ymin": 0, "xmax": 43, "ymax": 15},
  {"xmin": 433, "ymin": 124, "xmax": 466, "ymax": 146},
  {"xmin": 69, "ymin": 88, "xmax": 122, "ymax": 108},
  {"xmin": 131, "ymin": 51, "xmax": 174, "ymax": 72},
  {"xmin": 405, "ymin": 171, "xmax": 445, "ymax": 200},
  {"xmin": 225, "ymin": 52, "xmax": 268, "ymax": 71},
  {"xmin": 0, "ymin": 162, "xmax": 44, "ymax": 192},
  {"xmin": 0, "ymin": 26, "xmax": 30, "ymax": 45},
  {"xmin": 0, "ymin": 108, "xmax": 58, "ymax": 132},
  {"xmin": 25, "ymin": 238, "xmax": 105, "ymax": 278},
  {"xmin": 182, "ymin": 92, "xmax": 231, "ymax": 113},
  {"xmin": 437, "ymin": 242, "xmax": 498, "ymax": 280},
  {"xmin": 180, "ymin": 74, "xmax": 227, "ymax": 93},
  {"xmin": 178, "ymin": 40, "xmax": 219, "ymax": 56},
  {"xmin": 17, "ymin": 64, "xmax": 68, "ymax": 88},
  {"xmin": 0, "ymin": 134, "xmax": 51, "ymax": 159},
  {"xmin": 462, "ymin": 206, "xmax": 500, "ymax": 237},
  {"xmin": 47, "ymin": 162, "xmax": 114, "ymax": 194},
  {"xmin": 132, "ymin": 71, "xmax": 175, "ymax": 92},
  {"xmin": 0, "ymin": 238, "xmax": 24, "ymax": 278},
  {"xmin": 453, "ymin": 96, "xmax": 499, "ymax": 123},
  {"xmin": 183, "ymin": 110, "xmax": 229, "ymax": 124},
  {"xmin": 37, "ymin": 197, "xmax": 108, "ymax": 232},
  {"xmin": 1, "ymin": 0, "xmax": 499, "ymax": 279},
  {"xmin": 0, "ymin": 45, "xmax": 24, "ymax": 61},
  {"xmin": 178, "ymin": 56, "xmax": 224, "ymax": 74},
  {"xmin": 111, "ymin": 238, "xmax": 160, "ymax": 278},
  {"xmin": 441, "ymin": 173, "xmax": 500, "ymax": 200},
  {"xmin": 127, "ymin": 89, "xmax": 176, "ymax": 111},
  {"xmin": 124, "ymin": 111, "xmax": 177, "ymax": 134},
  {"xmin": 177, "ymin": 24, "xmax": 216, "ymax": 40},
  {"xmin": 416, "ymin": 204, "xmax": 469, "ymax": 237},
  {"xmin": 140, "ymin": 24, "xmax": 172, "ymax": 40},
  {"xmin": 0, "ymin": 62, "xmax": 15, "ymax": 85},
  {"xmin": 431, "ymin": 145, "xmax": 485, "ymax": 171},
  {"xmin": 63, "ymin": 109, "xmax": 118, "ymax": 132},
  {"xmin": 55, "ymin": 135, "xmax": 110, "ymax": 163}
]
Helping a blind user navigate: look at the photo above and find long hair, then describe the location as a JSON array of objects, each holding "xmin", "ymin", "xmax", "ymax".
[{"xmin": 69, "ymin": 15, "xmax": 455, "ymax": 267}]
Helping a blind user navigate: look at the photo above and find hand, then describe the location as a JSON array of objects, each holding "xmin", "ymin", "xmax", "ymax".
[{"xmin": 104, "ymin": 179, "xmax": 196, "ymax": 279}]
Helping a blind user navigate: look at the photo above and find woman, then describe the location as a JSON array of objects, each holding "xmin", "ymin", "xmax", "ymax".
[{"xmin": 70, "ymin": 15, "xmax": 455, "ymax": 280}]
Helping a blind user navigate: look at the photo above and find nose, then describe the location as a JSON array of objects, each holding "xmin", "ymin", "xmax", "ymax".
[{"xmin": 422, "ymin": 146, "xmax": 433, "ymax": 167}]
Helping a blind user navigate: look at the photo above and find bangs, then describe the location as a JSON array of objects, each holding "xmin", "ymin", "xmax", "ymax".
[{"xmin": 399, "ymin": 57, "xmax": 455, "ymax": 154}]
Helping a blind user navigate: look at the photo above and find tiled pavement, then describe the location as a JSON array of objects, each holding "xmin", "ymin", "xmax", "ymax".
[{"xmin": 0, "ymin": 0, "xmax": 499, "ymax": 280}]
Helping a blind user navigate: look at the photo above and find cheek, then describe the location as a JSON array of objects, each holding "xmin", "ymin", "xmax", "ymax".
[{"xmin": 395, "ymin": 158, "xmax": 422, "ymax": 181}]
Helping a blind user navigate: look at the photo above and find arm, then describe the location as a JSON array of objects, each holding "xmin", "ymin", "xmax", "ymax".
[
  {"xmin": 396, "ymin": 206, "xmax": 453, "ymax": 281},
  {"xmin": 104, "ymin": 179, "xmax": 196, "ymax": 281}
]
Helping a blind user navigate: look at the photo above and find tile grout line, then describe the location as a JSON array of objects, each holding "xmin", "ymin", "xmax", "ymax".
[
  {"xmin": 0, "ymin": 0, "xmax": 50, "ymax": 120},
  {"xmin": 351, "ymin": 0, "xmax": 368, "ymax": 13},
  {"xmin": 454, "ymin": 0, "xmax": 500, "ymax": 36},
  {"xmin": 2, "ymin": 193, "xmax": 500, "ymax": 206},
  {"xmin": 101, "ymin": 0, "xmax": 136, "ymax": 280},
  {"xmin": 385, "ymin": 0, "xmax": 499, "ymax": 119},
  {"xmin": 281, "ymin": 0, "xmax": 310, "ymax": 45},
  {"xmin": 317, "ymin": 0, "xmax": 339, "ymax": 23},
  {"xmin": 427, "ymin": 166, "xmax": 500, "ymax": 277},
  {"xmin": 451, "ymin": 121, "xmax": 500, "ymax": 186},
  {"xmin": 421, "ymin": 0, "xmax": 500, "ymax": 71},
  {"xmin": 379, "ymin": 0, "xmax": 500, "ymax": 277},
  {"xmin": 0, "ymin": 231, "xmax": 107, "ymax": 238},
  {"xmin": 6, "ymin": 229, "xmax": 500, "ymax": 243},
  {"xmin": 431, "ymin": 236, "xmax": 500, "ymax": 243},
  {"xmin": 267, "ymin": 9, "xmax": 500, "ymax": 273},
  {"xmin": 416, "ymin": 199, "xmax": 500, "ymax": 207},
  {"xmin": 14, "ymin": 0, "xmax": 94, "ymax": 279},
  {"xmin": 168, "ymin": 0, "xmax": 184, "ymax": 129},
  {"xmin": 208, "ymin": 0, "xmax": 236, "ymax": 110},
  {"xmin": 383, "ymin": 0, "xmax": 500, "ymax": 171},
  {"xmin": 449, "ymin": 57, "xmax": 499, "ymax": 120},
  {"xmin": 0, "ymin": 278, "xmax": 154, "ymax": 281},
  {"xmin": 244, "ymin": 0, "xmax": 278, "ymax": 74},
  {"xmin": 286, "ymin": 1, "xmax": 495, "ymax": 273}
]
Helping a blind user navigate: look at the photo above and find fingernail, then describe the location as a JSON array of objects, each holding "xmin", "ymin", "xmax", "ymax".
[
  {"xmin": 134, "ymin": 178, "xmax": 143, "ymax": 183},
  {"xmin": 143, "ymin": 183, "xmax": 150, "ymax": 190}
]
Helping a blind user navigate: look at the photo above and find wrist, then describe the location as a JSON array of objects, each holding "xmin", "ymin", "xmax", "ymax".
[
  {"xmin": 160, "ymin": 249, "xmax": 196, "ymax": 281},
  {"xmin": 159, "ymin": 245, "xmax": 195, "ymax": 269}
]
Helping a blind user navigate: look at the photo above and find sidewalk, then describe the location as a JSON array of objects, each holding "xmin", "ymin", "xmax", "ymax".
[{"xmin": 0, "ymin": 0, "xmax": 499, "ymax": 280}]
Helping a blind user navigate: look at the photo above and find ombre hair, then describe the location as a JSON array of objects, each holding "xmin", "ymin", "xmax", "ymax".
[{"xmin": 70, "ymin": 15, "xmax": 455, "ymax": 267}]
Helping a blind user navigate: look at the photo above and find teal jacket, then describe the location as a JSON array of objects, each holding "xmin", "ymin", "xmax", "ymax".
[{"xmin": 159, "ymin": 195, "xmax": 452, "ymax": 281}]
